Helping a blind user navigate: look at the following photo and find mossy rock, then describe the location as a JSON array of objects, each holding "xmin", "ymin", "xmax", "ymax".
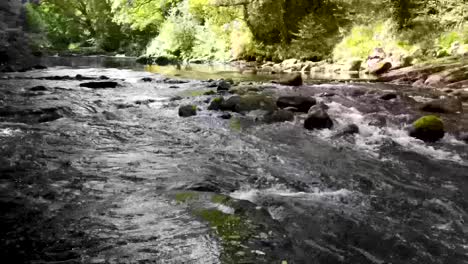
[
  {"xmin": 175, "ymin": 192, "xmax": 200, "ymax": 203},
  {"xmin": 178, "ymin": 105, "xmax": 197, "ymax": 117},
  {"xmin": 235, "ymin": 94, "xmax": 277, "ymax": 113},
  {"xmin": 208, "ymin": 97, "xmax": 225, "ymax": 111},
  {"xmin": 409, "ymin": 115, "xmax": 445, "ymax": 142}
]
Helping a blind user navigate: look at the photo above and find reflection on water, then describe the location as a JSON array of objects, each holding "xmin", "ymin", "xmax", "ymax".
[{"xmin": 40, "ymin": 56, "xmax": 375, "ymax": 82}]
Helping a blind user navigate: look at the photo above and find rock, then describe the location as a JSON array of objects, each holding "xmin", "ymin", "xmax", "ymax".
[
  {"xmin": 304, "ymin": 105, "xmax": 333, "ymax": 130},
  {"xmin": 169, "ymin": 86, "xmax": 179, "ymax": 89},
  {"xmin": 219, "ymin": 113, "xmax": 232, "ymax": 119},
  {"xmin": 220, "ymin": 94, "xmax": 276, "ymax": 113},
  {"xmin": 301, "ymin": 62, "xmax": 314, "ymax": 72},
  {"xmin": 424, "ymin": 74, "xmax": 443, "ymax": 87},
  {"xmin": 80, "ymin": 82, "xmax": 119, "ymax": 89},
  {"xmin": 141, "ymin": 77, "xmax": 153, "ymax": 82},
  {"xmin": 409, "ymin": 115, "xmax": 445, "ymax": 142},
  {"xmin": 347, "ymin": 59, "xmax": 362, "ymax": 71},
  {"xmin": 220, "ymin": 96, "xmax": 241, "ymax": 112},
  {"xmin": 203, "ymin": 90, "xmax": 216, "ymax": 95},
  {"xmin": 419, "ymin": 98, "xmax": 462, "ymax": 114},
  {"xmin": 380, "ymin": 93, "xmax": 397, "ymax": 100},
  {"xmin": 334, "ymin": 124, "xmax": 360, "ymax": 137},
  {"xmin": 278, "ymin": 73, "xmax": 303, "ymax": 86},
  {"xmin": 217, "ymin": 80, "xmax": 231, "ymax": 91},
  {"xmin": 208, "ymin": 97, "xmax": 225, "ymax": 111},
  {"xmin": 263, "ymin": 109, "xmax": 294, "ymax": 123},
  {"xmin": 313, "ymin": 102, "xmax": 329, "ymax": 111},
  {"xmin": 284, "ymin": 107, "xmax": 299, "ymax": 112},
  {"xmin": 366, "ymin": 114, "xmax": 387, "ymax": 127},
  {"xmin": 411, "ymin": 78, "xmax": 425, "ymax": 87},
  {"xmin": 29, "ymin": 86, "xmax": 47, "ymax": 91},
  {"xmin": 102, "ymin": 111, "xmax": 120, "ymax": 121},
  {"xmin": 170, "ymin": 96, "xmax": 183, "ymax": 101},
  {"xmin": 235, "ymin": 94, "xmax": 277, "ymax": 112},
  {"xmin": 369, "ymin": 61, "xmax": 392, "ymax": 75},
  {"xmin": 281, "ymin": 58, "xmax": 299, "ymax": 69},
  {"xmin": 99, "ymin": 75, "xmax": 109, "ymax": 80},
  {"xmin": 178, "ymin": 105, "xmax": 197, "ymax": 117},
  {"xmin": 277, "ymin": 96, "xmax": 316, "ymax": 113}
]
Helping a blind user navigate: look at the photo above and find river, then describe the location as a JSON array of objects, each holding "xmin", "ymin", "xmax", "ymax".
[{"xmin": 0, "ymin": 56, "xmax": 467, "ymax": 264}]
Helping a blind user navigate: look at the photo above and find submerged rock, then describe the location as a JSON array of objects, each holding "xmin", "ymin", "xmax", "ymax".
[
  {"xmin": 409, "ymin": 115, "xmax": 445, "ymax": 142},
  {"xmin": 277, "ymin": 96, "xmax": 316, "ymax": 113},
  {"xmin": 334, "ymin": 124, "xmax": 360, "ymax": 137},
  {"xmin": 219, "ymin": 112, "xmax": 232, "ymax": 119},
  {"xmin": 278, "ymin": 73, "xmax": 303, "ymax": 86},
  {"xmin": 419, "ymin": 98, "xmax": 462, "ymax": 114},
  {"xmin": 178, "ymin": 105, "xmax": 197, "ymax": 117},
  {"xmin": 80, "ymin": 82, "xmax": 119, "ymax": 89},
  {"xmin": 304, "ymin": 105, "xmax": 333, "ymax": 130},
  {"xmin": 380, "ymin": 93, "xmax": 397, "ymax": 101},
  {"xmin": 263, "ymin": 109, "xmax": 294, "ymax": 123}
]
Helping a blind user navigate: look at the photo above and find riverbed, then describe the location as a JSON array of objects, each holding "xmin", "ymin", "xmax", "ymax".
[{"xmin": 0, "ymin": 56, "xmax": 467, "ymax": 264}]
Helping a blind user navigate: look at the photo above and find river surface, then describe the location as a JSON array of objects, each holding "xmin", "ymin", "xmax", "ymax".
[{"xmin": 0, "ymin": 56, "xmax": 467, "ymax": 264}]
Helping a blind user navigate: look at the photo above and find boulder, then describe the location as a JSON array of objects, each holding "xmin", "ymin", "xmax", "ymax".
[
  {"xmin": 409, "ymin": 115, "xmax": 445, "ymax": 142},
  {"xmin": 281, "ymin": 58, "xmax": 299, "ymax": 69},
  {"xmin": 80, "ymin": 82, "xmax": 119, "ymax": 89},
  {"xmin": 278, "ymin": 73, "xmax": 303, "ymax": 86},
  {"xmin": 208, "ymin": 97, "xmax": 225, "ymax": 111},
  {"xmin": 178, "ymin": 105, "xmax": 197, "ymax": 117},
  {"xmin": 220, "ymin": 96, "xmax": 241, "ymax": 112},
  {"xmin": 277, "ymin": 96, "xmax": 316, "ymax": 112},
  {"xmin": 419, "ymin": 98, "xmax": 462, "ymax": 114},
  {"xmin": 217, "ymin": 80, "xmax": 231, "ymax": 91},
  {"xmin": 369, "ymin": 61, "xmax": 392, "ymax": 75},
  {"xmin": 304, "ymin": 105, "xmax": 333, "ymax": 130},
  {"xmin": 263, "ymin": 109, "xmax": 294, "ymax": 123}
]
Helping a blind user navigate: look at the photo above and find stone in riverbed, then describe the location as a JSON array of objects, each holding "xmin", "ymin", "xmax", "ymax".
[
  {"xmin": 219, "ymin": 112, "xmax": 232, "ymax": 119},
  {"xmin": 178, "ymin": 105, "xmax": 197, "ymax": 117},
  {"xmin": 29, "ymin": 86, "xmax": 48, "ymax": 91},
  {"xmin": 419, "ymin": 98, "xmax": 462, "ymax": 114},
  {"xmin": 277, "ymin": 96, "xmax": 316, "ymax": 113},
  {"xmin": 217, "ymin": 80, "xmax": 231, "ymax": 91},
  {"xmin": 304, "ymin": 105, "xmax": 333, "ymax": 130},
  {"xmin": 380, "ymin": 93, "xmax": 397, "ymax": 100},
  {"xmin": 263, "ymin": 109, "xmax": 294, "ymax": 123},
  {"xmin": 220, "ymin": 94, "xmax": 276, "ymax": 113},
  {"xmin": 334, "ymin": 124, "xmax": 360, "ymax": 137},
  {"xmin": 278, "ymin": 73, "xmax": 303, "ymax": 86},
  {"xmin": 369, "ymin": 61, "xmax": 392, "ymax": 75},
  {"xmin": 79, "ymin": 82, "xmax": 119, "ymax": 89},
  {"xmin": 409, "ymin": 115, "xmax": 445, "ymax": 142},
  {"xmin": 208, "ymin": 97, "xmax": 225, "ymax": 111}
]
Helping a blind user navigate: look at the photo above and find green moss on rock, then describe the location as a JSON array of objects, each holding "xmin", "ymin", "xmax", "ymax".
[
  {"xmin": 175, "ymin": 192, "xmax": 199, "ymax": 203},
  {"xmin": 409, "ymin": 115, "xmax": 445, "ymax": 142},
  {"xmin": 413, "ymin": 115, "xmax": 444, "ymax": 131}
]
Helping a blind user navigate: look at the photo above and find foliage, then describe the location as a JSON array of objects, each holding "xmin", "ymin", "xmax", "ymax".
[{"xmin": 28, "ymin": 0, "xmax": 468, "ymax": 61}]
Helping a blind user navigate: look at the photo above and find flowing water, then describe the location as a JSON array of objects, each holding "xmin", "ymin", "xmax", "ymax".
[{"xmin": 0, "ymin": 56, "xmax": 467, "ymax": 264}]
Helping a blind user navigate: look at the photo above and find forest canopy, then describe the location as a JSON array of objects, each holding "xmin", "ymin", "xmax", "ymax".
[{"xmin": 25, "ymin": 0, "xmax": 468, "ymax": 63}]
